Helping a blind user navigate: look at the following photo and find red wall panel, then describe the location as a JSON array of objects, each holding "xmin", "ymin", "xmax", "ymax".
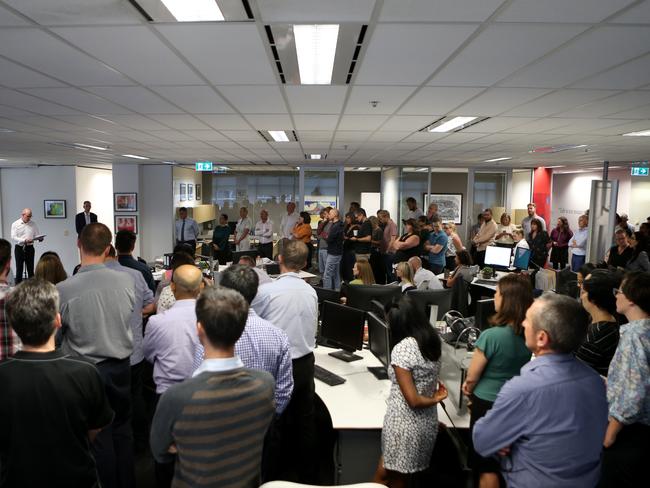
[{"xmin": 533, "ymin": 167, "xmax": 552, "ymax": 225}]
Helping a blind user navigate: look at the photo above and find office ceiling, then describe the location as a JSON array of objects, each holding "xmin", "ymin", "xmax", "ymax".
[{"xmin": 0, "ymin": 0, "xmax": 649, "ymax": 170}]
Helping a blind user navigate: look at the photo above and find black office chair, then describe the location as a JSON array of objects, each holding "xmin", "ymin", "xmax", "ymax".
[
  {"xmin": 231, "ymin": 249, "xmax": 259, "ymax": 263},
  {"xmin": 312, "ymin": 286, "xmax": 341, "ymax": 305},
  {"xmin": 555, "ymin": 267, "xmax": 579, "ymax": 298},
  {"xmin": 406, "ymin": 288, "xmax": 453, "ymax": 321},
  {"xmin": 342, "ymin": 283, "xmax": 402, "ymax": 312}
]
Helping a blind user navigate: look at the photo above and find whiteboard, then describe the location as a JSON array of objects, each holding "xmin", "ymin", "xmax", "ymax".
[{"xmin": 361, "ymin": 192, "xmax": 381, "ymax": 217}]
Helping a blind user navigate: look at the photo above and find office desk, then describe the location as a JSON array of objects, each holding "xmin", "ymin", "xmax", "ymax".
[
  {"xmin": 470, "ymin": 270, "xmax": 510, "ymax": 292},
  {"xmin": 314, "ymin": 344, "xmax": 469, "ymax": 483}
]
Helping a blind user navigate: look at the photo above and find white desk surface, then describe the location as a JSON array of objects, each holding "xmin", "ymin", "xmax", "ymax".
[
  {"xmin": 314, "ymin": 345, "xmax": 470, "ymax": 430},
  {"xmin": 470, "ymin": 270, "xmax": 510, "ymax": 291}
]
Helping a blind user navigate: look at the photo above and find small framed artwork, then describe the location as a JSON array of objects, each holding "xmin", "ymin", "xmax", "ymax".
[
  {"xmin": 114, "ymin": 192, "xmax": 137, "ymax": 212},
  {"xmin": 44, "ymin": 199, "xmax": 67, "ymax": 219},
  {"xmin": 196, "ymin": 184, "xmax": 201, "ymax": 200},
  {"xmin": 188, "ymin": 183, "xmax": 194, "ymax": 201},
  {"xmin": 423, "ymin": 193, "xmax": 463, "ymax": 224},
  {"xmin": 115, "ymin": 215, "xmax": 138, "ymax": 234},
  {"xmin": 180, "ymin": 183, "xmax": 187, "ymax": 201}
]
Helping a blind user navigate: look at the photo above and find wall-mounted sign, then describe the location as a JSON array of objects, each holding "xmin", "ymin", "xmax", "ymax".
[
  {"xmin": 195, "ymin": 161, "xmax": 213, "ymax": 171},
  {"xmin": 631, "ymin": 167, "xmax": 649, "ymax": 176}
]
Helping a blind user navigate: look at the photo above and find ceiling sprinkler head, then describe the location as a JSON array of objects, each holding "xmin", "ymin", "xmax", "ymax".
[{"xmin": 370, "ymin": 100, "xmax": 379, "ymax": 108}]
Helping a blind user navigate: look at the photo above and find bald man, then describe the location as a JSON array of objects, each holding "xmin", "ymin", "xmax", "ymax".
[
  {"xmin": 10, "ymin": 208, "xmax": 43, "ymax": 283},
  {"xmin": 408, "ymin": 256, "xmax": 442, "ymax": 290},
  {"xmin": 143, "ymin": 265, "xmax": 205, "ymax": 395}
]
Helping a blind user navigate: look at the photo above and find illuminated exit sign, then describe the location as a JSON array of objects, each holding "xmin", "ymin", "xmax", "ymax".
[
  {"xmin": 631, "ymin": 167, "xmax": 649, "ymax": 176},
  {"xmin": 195, "ymin": 161, "xmax": 213, "ymax": 171}
]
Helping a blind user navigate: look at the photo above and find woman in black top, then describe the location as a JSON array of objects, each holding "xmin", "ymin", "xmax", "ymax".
[
  {"xmin": 368, "ymin": 216, "xmax": 386, "ymax": 284},
  {"xmin": 391, "ymin": 218, "xmax": 422, "ymax": 265},
  {"xmin": 341, "ymin": 212, "xmax": 359, "ymax": 282},
  {"xmin": 625, "ymin": 232, "xmax": 650, "ymax": 272},
  {"xmin": 527, "ymin": 218, "xmax": 550, "ymax": 268},
  {"xmin": 607, "ymin": 230, "xmax": 634, "ymax": 269},
  {"xmin": 576, "ymin": 269, "xmax": 623, "ymax": 376}
]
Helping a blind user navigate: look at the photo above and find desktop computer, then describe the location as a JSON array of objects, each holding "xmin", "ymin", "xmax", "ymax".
[
  {"xmin": 475, "ymin": 299, "xmax": 496, "ymax": 331},
  {"xmin": 484, "ymin": 246, "xmax": 512, "ymax": 271},
  {"xmin": 319, "ymin": 301, "xmax": 366, "ymax": 362},
  {"xmin": 513, "ymin": 247, "xmax": 532, "ymax": 270},
  {"xmin": 367, "ymin": 312, "xmax": 391, "ymax": 380}
]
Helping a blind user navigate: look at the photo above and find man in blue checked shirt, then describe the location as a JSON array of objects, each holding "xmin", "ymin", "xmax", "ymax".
[{"xmin": 473, "ymin": 293, "xmax": 607, "ymax": 488}]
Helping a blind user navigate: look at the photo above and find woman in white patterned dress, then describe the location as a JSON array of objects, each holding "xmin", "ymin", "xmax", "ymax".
[{"xmin": 373, "ymin": 296, "xmax": 448, "ymax": 487}]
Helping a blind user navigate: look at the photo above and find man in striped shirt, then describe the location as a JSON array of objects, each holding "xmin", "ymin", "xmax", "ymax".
[{"xmin": 150, "ymin": 287, "xmax": 275, "ymax": 488}]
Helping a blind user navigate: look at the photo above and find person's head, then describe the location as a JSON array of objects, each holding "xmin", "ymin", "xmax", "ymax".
[
  {"xmin": 403, "ymin": 218, "xmax": 418, "ymax": 234},
  {"xmin": 344, "ymin": 212, "xmax": 355, "ymax": 226},
  {"xmin": 443, "ymin": 222, "xmax": 456, "ymax": 236},
  {"xmin": 319, "ymin": 208, "xmax": 329, "ymax": 220},
  {"xmin": 628, "ymin": 231, "xmax": 648, "ymax": 258},
  {"xmin": 352, "ymin": 258, "xmax": 375, "ymax": 284},
  {"xmin": 115, "ymin": 230, "xmax": 137, "ymax": 255},
  {"xmin": 354, "ymin": 208, "xmax": 367, "ymax": 222},
  {"xmin": 83, "ymin": 201, "xmax": 91, "ymax": 213},
  {"xmin": 328, "ymin": 208, "xmax": 340, "ymax": 221},
  {"xmin": 523, "ymin": 293, "xmax": 589, "ymax": 355},
  {"xmin": 407, "ymin": 256, "xmax": 422, "ymax": 272},
  {"xmin": 500, "ymin": 213, "xmax": 511, "ymax": 226},
  {"xmin": 286, "ymin": 202, "xmax": 296, "ymax": 214},
  {"xmin": 0, "ymin": 238, "xmax": 11, "ymax": 279},
  {"xmin": 349, "ymin": 201, "xmax": 360, "ymax": 212},
  {"xmin": 6, "ymin": 278, "xmax": 61, "ymax": 348},
  {"xmin": 196, "ymin": 287, "xmax": 248, "ymax": 350},
  {"xmin": 170, "ymin": 251, "xmax": 195, "ymax": 271},
  {"xmin": 614, "ymin": 228, "xmax": 628, "ymax": 247},
  {"xmin": 577, "ymin": 262, "xmax": 596, "ymax": 287},
  {"xmin": 278, "ymin": 239, "xmax": 308, "ymax": 271},
  {"xmin": 455, "ymin": 249, "xmax": 472, "ymax": 267},
  {"xmin": 620, "ymin": 213, "xmax": 629, "ymax": 224},
  {"xmin": 219, "ymin": 213, "xmax": 228, "ymax": 225},
  {"xmin": 431, "ymin": 218, "xmax": 442, "ymax": 233},
  {"xmin": 417, "ymin": 215, "xmax": 428, "ymax": 228},
  {"xmin": 639, "ymin": 222, "xmax": 650, "ymax": 236},
  {"xmin": 395, "ymin": 261, "xmax": 413, "ymax": 284},
  {"xmin": 616, "ymin": 272, "xmax": 650, "ymax": 319},
  {"xmin": 171, "ymin": 264, "xmax": 203, "ymax": 300},
  {"xmin": 260, "ymin": 209, "xmax": 268, "ymax": 222},
  {"xmin": 406, "ymin": 197, "xmax": 417, "ymax": 211},
  {"xmin": 427, "ymin": 203, "xmax": 438, "ymax": 215},
  {"xmin": 20, "ymin": 208, "xmax": 33, "ymax": 224},
  {"xmin": 35, "ymin": 253, "xmax": 67, "ymax": 285},
  {"xmin": 237, "ymin": 255, "xmax": 256, "ymax": 267},
  {"xmin": 384, "ymin": 296, "xmax": 441, "ymax": 362},
  {"xmin": 530, "ymin": 218, "xmax": 543, "ymax": 234},
  {"xmin": 512, "ymin": 229, "xmax": 525, "ymax": 242},
  {"xmin": 580, "ymin": 269, "xmax": 624, "ymax": 318},
  {"xmin": 476, "ymin": 213, "xmax": 484, "ymax": 224},
  {"xmin": 482, "ymin": 208, "xmax": 493, "ymax": 222},
  {"xmin": 492, "ymin": 274, "xmax": 534, "ymax": 335},
  {"xmin": 79, "ymin": 223, "xmax": 112, "ymax": 258},
  {"xmin": 377, "ymin": 209, "xmax": 390, "ymax": 224},
  {"xmin": 299, "ymin": 211, "xmax": 311, "ymax": 225},
  {"xmin": 179, "ymin": 207, "xmax": 188, "ymax": 219},
  {"xmin": 368, "ymin": 215, "xmax": 380, "ymax": 231},
  {"xmin": 578, "ymin": 214, "xmax": 588, "ymax": 229},
  {"xmin": 557, "ymin": 216, "xmax": 569, "ymax": 232},
  {"xmin": 239, "ymin": 207, "xmax": 248, "ymax": 219},
  {"xmin": 220, "ymin": 264, "xmax": 259, "ymax": 304},
  {"xmin": 527, "ymin": 203, "xmax": 536, "ymax": 217}
]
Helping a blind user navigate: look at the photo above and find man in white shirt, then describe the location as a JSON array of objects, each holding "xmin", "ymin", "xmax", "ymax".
[
  {"xmin": 234, "ymin": 207, "xmax": 252, "ymax": 252},
  {"xmin": 280, "ymin": 202, "xmax": 300, "ymax": 240},
  {"xmin": 570, "ymin": 214, "xmax": 589, "ymax": 272},
  {"xmin": 405, "ymin": 197, "xmax": 424, "ymax": 220},
  {"xmin": 253, "ymin": 239, "xmax": 318, "ymax": 483},
  {"xmin": 521, "ymin": 203, "xmax": 546, "ymax": 239},
  {"xmin": 10, "ymin": 208, "xmax": 43, "ymax": 283},
  {"xmin": 175, "ymin": 207, "xmax": 200, "ymax": 255},
  {"xmin": 255, "ymin": 209, "xmax": 274, "ymax": 259},
  {"xmin": 408, "ymin": 256, "xmax": 443, "ymax": 290}
]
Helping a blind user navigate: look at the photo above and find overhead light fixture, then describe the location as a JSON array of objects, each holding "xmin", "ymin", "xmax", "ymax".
[
  {"xmin": 0, "ymin": 128, "xmax": 15, "ymax": 133},
  {"xmin": 122, "ymin": 154, "xmax": 149, "ymax": 160},
  {"xmin": 415, "ymin": 167, "xmax": 429, "ymax": 172},
  {"xmin": 546, "ymin": 165, "xmax": 566, "ymax": 169},
  {"xmin": 529, "ymin": 144, "xmax": 587, "ymax": 154},
  {"xmin": 309, "ymin": 154, "xmax": 322, "ymax": 160},
  {"xmin": 0, "ymin": 158, "xmax": 6, "ymax": 161},
  {"xmin": 428, "ymin": 116, "xmax": 478, "ymax": 133},
  {"xmin": 622, "ymin": 129, "xmax": 650, "ymax": 137},
  {"xmin": 484, "ymin": 157, "xmax": 512, "ymax": 163},
  {"xmin": 74, "ymin": 143, "xmax": 108, "ymax": 151},
  {"xmin": 268, "ymin": 130, "xmax": 290, "ymax": 142},
  {"xmin": 294, "ymin": 24, "xmax": 339, "ymax": 85},
  {"xmin": 160, "ymin": 0, "xmax": 224, "ymax": 22},
  {"xmin": 355, "ymin": 167, "xmax": 369, "ymax": 171}
]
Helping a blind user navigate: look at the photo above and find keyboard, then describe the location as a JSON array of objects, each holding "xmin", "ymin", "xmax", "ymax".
[
  {"xmin": 314, "ymin": 364, "xmax": 346, "ymax": 386},
  {"xmin": 474, "ymin": 279, "xmax": 498, "ymax": 286}
]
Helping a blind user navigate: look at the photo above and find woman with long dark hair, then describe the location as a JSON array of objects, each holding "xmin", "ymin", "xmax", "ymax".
[
  {"xmin": 390, "ymin": 218, "xmax": 421, "ymax": 265},
  {"xmin": 462, "ymin": 274, "xmax": 534, "ymax": 488},
  {"xmin": 527, "ymin": 218, "xmax": 550, "ymax": 268},
  {"xmin": 625, "ymin": 231, "xmax": 650, "ymax": 272},
  {"xmin": 374, "ymin": 297, "xmax": 447, "ymax": 488},
  {"xmin": 341, "ymin": 212, "xmax": 359, "ymax": 282},
  {"xmin": 550, "ymin": 217, "xmax": 573, "ymax": 269}
]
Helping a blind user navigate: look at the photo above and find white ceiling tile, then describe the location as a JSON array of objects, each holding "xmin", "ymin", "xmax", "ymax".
[
  {"xmin": 244, "ymin": 114, "xmax": 293, "ymax": 129},
  {"xmin": 0, "ymin": 3, "xmax": 30, "ymax": 25},
  {"xmin": 0, "ymin": 58, "xmax": 65, "ymax": 88},
  {"xmin": 345, "ymin": 86, "xmax": 416, "ymax": 114},
  {"xmin": 258, "ymin": 0, "xmax": 375, "ymax": 22},
  {"xmin": 0, "ymin": 88, "xmax": 81, "ymax": 115},
  {"xmin": 284, "ymin": 86, "xmax": 348, "ymax": 114},
  {"xmin": 181, "ymin": 130, "xmax": 229, "ymax": 142},
  {"xmin": 398, "ymin": 87, "xmax": 484, "ymax": 115},
  {"xmin": 602, "ymin": 104, "xmax": 650, "ymax": 119},
  {"xmin": 571, "ymin": 54, "xmax": 650, "ymax": 90},
  {"xmin": 196, "ymin": 114, "xmax": 252, "ymax": 130},
  {"xmin": 3, "ymin": 0, "xmax": 141, "ymax": 25},
  {"xmin": 0, "ymin": 29, "xmax": 132, "ymax": 86},
  {"xmin": 144, "ymin": 130, "xmax": 194, "ymax": 142},
  {"xmin": 219, "ymin": 131, "xmax": 264, "ymax": 142},
  {"xmin": 0, "ymin": 104, "xmax": 37, "ymax": 118},
  {"xmin": 381, "ymin": 115, "xmax": 439, "ymax": 131},
  {"xmin": 148, "ymin": 114, "xmax": 210, "ymax": 130},
  {"xmin": 497, "ymin": 0, "xmax": 635, "ymax": 23},
  {"xmin": 462, "ymin": 117, "xmax": 539, "ymax": 132},
  {"xmin": 500, "ymin": 26, "xmax": 650, "ymax": 88},
  {"xmin": 355, "ymin": 24, "xmax": 476, "ymax": 85},
  {"xmin": 293, "ymin": 114, "xmax": 339, "ymax": 130},
  {"xmin": 22, "ymin": 87, "xmax": 131, "ymax": 114},
  {"xmin": 538, "ymin": 119, "xmax": 630, "ymax": 134},
  {"xmin": 297, "ymin": 131, "xmax": 334, "ymax": 142},
  {"xmin": 429, "ymin": 24, "xmax": 587, "ymax": 87},
  {"xmin": 218, "ymin": 85, "xmax": 287, "ymax": 114},
  {"xmin": 505, "ymin": 118, "xmax": 580, "ymax": 133},
  {"xmin": 556, "ymin": 91, "xmax": 650, "ymax": 118},
  {"xmin": 504, "ymin": 90, "xmax": 618, "ymax": 116},
  {"xmin": 151, "ymin": 86, "xmax": 233, "ymax": 114},
  {"xmin": 454, "ymin": 88, "xmax": 551, "ymax": 116},
  {"xmin": 380, "ymin": 0, "xmax": 503, "ymax": 21},
  {"xmin": 367, "ymin": 131, "xmax": 410, "ymax": 142},
  {"xmin": 103, "ymin": 114, "xmax": 169, "ymax": 131},
  {"xmin": 610, "ymin": 1, "xmax": 650, "ymax": 23},
  {"xmin": 156, "ymin": 24, "xmax": 276, "ymax": 85},
  {"xmin": 337, "ymin": 115, "xmax": 388, "ymax": 131},
  {"xmin": 86, "ymin": 86, "xmax": 183, "ymax": 114},
  {"xmin": 333, "ymin": 131, "xmax": 373, "ymax": 141}
]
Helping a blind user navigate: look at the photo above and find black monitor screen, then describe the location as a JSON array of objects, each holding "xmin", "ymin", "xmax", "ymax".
[
  {"xmin": 345, "ymin": 284, "xmax": 402, "ymax": 312},
  {"xmin": 367, "ymin": 312, "xmax": 390, "ymax": 368},
  {"xmin": 475, "ymin": 299, "xmax": 496, "ymax": 331},
  {"xmin": 320, "ymin": 301, "xmax": 366, "ymax": 353}
]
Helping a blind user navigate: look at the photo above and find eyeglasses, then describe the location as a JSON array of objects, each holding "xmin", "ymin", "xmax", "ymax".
[{"xmin": 612, "ymin": 288, "xmax": 623, "ymax": 297}]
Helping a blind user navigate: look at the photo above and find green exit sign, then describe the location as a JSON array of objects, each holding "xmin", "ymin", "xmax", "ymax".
[
  {"xmin": 631, "ymin": 167, "xmax": 649, "ymax": 176},
  {"xmin": 195, "ymin": 161, "xmax": 213, "ymax": 171}
]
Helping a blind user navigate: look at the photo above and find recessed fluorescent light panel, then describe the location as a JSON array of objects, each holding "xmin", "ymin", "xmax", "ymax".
[
  {"xmin": 354, "ymin": 167, "xmax": 369, "ymax": 171},
  {"xmin": 0, "ymin": 128, "xmax": 15, "ymax": 133},
  {"xmin": 160, "ymin": 0, "xmax": 224, "ymax": 21},
  {"xmin": 622, "ymin": 129, "xmax": 650, "ymax": 137},
  {"xmin": 484, "ymin": 157, "xmax": 512, "ymax": 163},
  {"xmin": 427, "ymin": 116, "xmax": 478, "ymax": 133},
  {"xmin": 268, "ymin": 130, "xmax": 290, "ymax": 142},
  {"xmin": 122, "ymin": 154, "xmax": 149, "ymax": 160},
  {"xmin": 294, "ymin": 24, "xmax": 339, "ymax": 84},
  {"xmin": 309, "ymin": 154, "xmax": 322, "ymax": 160},
  {"xmin": 415, "ymin": 167, "xmax": 429, "ymax": 172},
  {"xmin": 74, "ymin": 143, "xmax": 108, "ymax": 151}
]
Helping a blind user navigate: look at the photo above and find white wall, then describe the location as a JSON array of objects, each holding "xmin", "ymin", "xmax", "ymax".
[
  {"xmin": 381, "ymin": 167, "xmax": 400, "ymax": 223},
  {"xmin": 112, "ymin": 164, "xmax": 141, "ymax": 256},
  {"xmin": 512, "ymin": 169, "xmax": 532, "ymax": 210},
  {"xmin": 629, "ymin": 177, "xmax": 650, "ymax": 228},
  {"xmin": 75, "ymin": 166, "xmax": 113, "ymax": 234},
  {"xmin": 1, "ymin": 166, "xmax": 79, "ymax": 274},
  {"xmin": 140, "ymin": 165, "xmax": 174, "ymax": 261}
]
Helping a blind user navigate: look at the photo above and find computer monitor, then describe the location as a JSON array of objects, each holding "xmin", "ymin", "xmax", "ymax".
[
  {"xmin": 265, "ymin": 263, "xmax": 280, "ymax": 276},
  {"xmin": 232, "ymin": 249, "xmax": 258, "ymax": 263},
  {"xmin": 484, "ymin": 245, "xmax": 512, "ymax": 270},
  {"xmin": 405, "ymin": 288, "xmax": 453, "ymax": 322},
  {"xmin": 475, "ymin": 299, "xmax": 496, "ymax": 331},
  {"xmin": 367, "ymin": 312, "xmax": 391, "ymax": 380},
  {"xmin": 513, "ymin": 247, "xmax": 531, "ymax": 270},
  {"xmin": 319, "ymin": 301, "xmax": 366, "ymax": 362},
  {"xmin": 344, "ymin": 284, "xmax": 402, "ymax": 312}
]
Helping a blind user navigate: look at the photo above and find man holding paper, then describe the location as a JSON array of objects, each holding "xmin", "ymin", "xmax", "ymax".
[{"xmin": 10, "ymin": 208, "xmax": 44, "ymax": 283}]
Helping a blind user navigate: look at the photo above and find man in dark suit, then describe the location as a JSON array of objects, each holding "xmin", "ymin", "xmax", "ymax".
[{"xmin": 75, "ymin": 201, "xmax": 97, "ymax": 236}]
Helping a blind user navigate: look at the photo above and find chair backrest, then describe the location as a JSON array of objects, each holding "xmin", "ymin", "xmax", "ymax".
[
  {"xmin": 406, "ymin": 288, "xmax": 452, "ymax": 321},
  {"xmin": 449, "ymin": 278, "xmax": 470, "ymax": 317},
  {"xmin": 312, "ymin": 286, "xmax": 341, "ymax": 304}
]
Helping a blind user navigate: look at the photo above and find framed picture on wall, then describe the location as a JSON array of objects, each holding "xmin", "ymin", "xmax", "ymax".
[
  {"xmin": 423, "ymin": 193, "xmax": 463, "ymax": 224},
  {"xmin": 196, "ymin": 184, "xmax": 201, "ymax": 200},
  {"xmin": 114, "ymin": 192, "xmax": 137, "ymax": 212},
  {"xmin": 43, "ymin": 199, "xmax": 67, "ymax": 219},
  {"xmin": 115, "ymin": 215, "xmax": 138, "ymax": 234},
  {"xmin": 180, "ymin": 183, "xmax": 187, "ymax": 201},
  {"xmin": 188, "ymin": 184, "xmax": 194, "ymax": 201}
]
